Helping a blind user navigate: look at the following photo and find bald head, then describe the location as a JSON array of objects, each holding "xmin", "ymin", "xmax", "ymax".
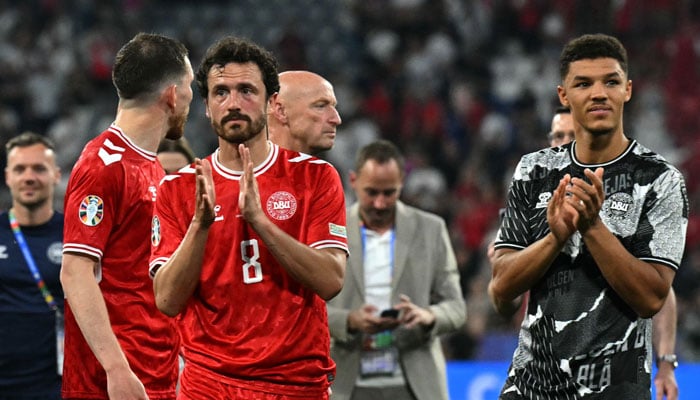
[
  {"xmin": 548, "ymin": 109, "xmax": 575, "ymax": 147},
  {"xmin": 268, "ymin": 70, "xmax": 341, "ymax": 155}
]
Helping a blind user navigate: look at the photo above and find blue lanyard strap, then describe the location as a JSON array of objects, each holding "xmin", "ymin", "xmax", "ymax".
[{"xmin": 8, "ymin": 209, "xmax": 59, "ymax": 312}]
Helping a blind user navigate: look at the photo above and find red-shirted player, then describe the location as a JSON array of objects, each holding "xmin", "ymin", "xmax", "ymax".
[
  {"xmin": 60, "ymin": 33, "xmax": 194, "ymax": 400},
  {"xmin": 150, "ymin": 36, "xmax": 348, "ymax": 400}
]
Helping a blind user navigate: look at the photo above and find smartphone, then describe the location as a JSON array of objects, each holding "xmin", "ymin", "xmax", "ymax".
[{"xmin": 380, "ymin": 309, "xmax": 399, "ymax": 319}]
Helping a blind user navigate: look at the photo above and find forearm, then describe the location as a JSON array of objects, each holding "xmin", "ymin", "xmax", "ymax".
[
  {"xmin": 582, "ymin": 222, "xmax": 673, "ymax": 317},
  {"xmin": 489, "ymin": 232, "xmax": 563, "ymax": 312},
  {"xmin": 653, "ymin": 288, "xmax": 677, "ymax": 355},
  {"xmin": 60, "ymin": 255, "xmax": 130, "ymax": 373},
  {"xmin": 153, "ymin": 220, "xmax": 209, "ymax": 316},
  {"xmin": 249, "ymin": 215, "xmax": 345, "ymax": 300}
]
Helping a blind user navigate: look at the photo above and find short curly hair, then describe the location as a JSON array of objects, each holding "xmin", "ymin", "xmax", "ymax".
[
  {"xmin": 195, "ymin": 36, "xmax": 280, "ymax": 101},
  {"xmin": 559, "ymin": 33, "xmax": 628, "ymax": 80}
]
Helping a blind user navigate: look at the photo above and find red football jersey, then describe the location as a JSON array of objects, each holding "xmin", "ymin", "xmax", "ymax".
[
  {"xmin": 62, "ymin": 125, "xmax": 179, "ymax": 399},
  {"xmin": 150, "ymin": 144, "xmax": 348, "ymax": 396}
]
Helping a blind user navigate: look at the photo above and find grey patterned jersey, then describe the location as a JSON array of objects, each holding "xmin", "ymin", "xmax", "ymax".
[{"xmin": 494, "ymin": 140, "xmax": 688, "ymax": 400}]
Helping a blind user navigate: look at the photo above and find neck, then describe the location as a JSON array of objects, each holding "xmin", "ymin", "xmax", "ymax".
[
  {"xmin": 217, "ymin": 135, "xmax": 271, "ymax": 170},
  {"xmin": 113, "ymin": 106, "xmax": 167, "ymax": 153},
  {"xmin": 268, "ymin": 126, "xmax": 301, "ymax": 153},
  {"xmin": 10, "ymin": 204, "xmax": 53, "ymax": 227},
  {"xmin": 360, "ymin": 216, "xmax": 394, "ymax": 235},
  {"xmin": 574, "ymin": 131, "xmax": 630, "ymax": 164}
]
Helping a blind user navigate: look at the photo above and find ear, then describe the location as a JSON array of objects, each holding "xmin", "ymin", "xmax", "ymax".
[
  {"xmin": 624, "ymin": 79, "xmax": 632, "ymax": 102},
  {"xmin": 268, "ymin": 93, "xmax": 287, "ymax": 123},
  {"xmin": 557, "ymin": 85, "xmax": 569, "ymax": 107},
  {"xmin": 163, "ymin": 84, "xmax": 177, "ymax": 112},
  {"xmin": 204, "ymin": 99, "xmax": 210, "ymax": 118},
  {"xmin": 53, "ymin": 166, "xmax": 61, "ymax": 186},
  {"xmin": 349, "ymin": 170, "xmax": 357, "ymax": 188}
]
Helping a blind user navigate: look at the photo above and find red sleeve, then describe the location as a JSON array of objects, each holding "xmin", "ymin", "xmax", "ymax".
[
  {"xmin": 306, "ymin": 162, "xmax": 348, "ymax": 253},
  {"xmin": 149, "ymin": 171, "xmax": 195, "ymax": 276},
  {"xmin": 62, "ymin": 158, "xmax": 123, "ymax": 260}
]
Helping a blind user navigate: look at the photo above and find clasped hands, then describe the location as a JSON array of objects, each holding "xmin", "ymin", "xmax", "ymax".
[{"xmin": 548, "ymin": 167, "xmax": 605, "ymax": 245}]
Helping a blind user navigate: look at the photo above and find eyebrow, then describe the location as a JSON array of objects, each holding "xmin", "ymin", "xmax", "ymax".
[{"xmin": 571, "ymin": 71, "xmax": 623, "ymax": 81}]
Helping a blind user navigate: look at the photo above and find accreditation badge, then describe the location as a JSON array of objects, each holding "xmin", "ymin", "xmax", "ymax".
[
  {"xmin": 56, "ymin": 311, "xmax": 64, "ymax": 375},
  {"xmin": 360, "ymin": 330, "xmax": 399, "ymax": 377}
]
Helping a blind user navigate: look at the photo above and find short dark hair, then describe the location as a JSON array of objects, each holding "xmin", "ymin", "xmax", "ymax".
[
  {"xmin": 354, "ymin": 140, "xmax": 405, "ymax": 176},
  {"xmin": 112, "ymin": 32, "xmax": 189, "ymax": 101},
  {"xmin": 195, "ymin": 36, "xmax": 280, "ymax": 100},
  {"xmin": 6, "ymin": 132, "xmax": 55, "ymax": 155},
  {"xmin": 157, "ymin": 137, "xmax": 196, "ymax": 163},
  {"xmin": 559, "ymin": 33, "xmax": 628, "ymax": 80}
]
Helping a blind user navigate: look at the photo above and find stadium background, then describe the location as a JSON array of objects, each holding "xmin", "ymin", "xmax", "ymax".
[{"xmin": 0, "ymin": 0, "xmax": 698, "ymax": 397}]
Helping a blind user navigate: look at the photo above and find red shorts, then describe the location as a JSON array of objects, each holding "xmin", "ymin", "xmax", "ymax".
[{"xmin": 178, "ymin": 364, "xmax": 329, "ymax": 400}]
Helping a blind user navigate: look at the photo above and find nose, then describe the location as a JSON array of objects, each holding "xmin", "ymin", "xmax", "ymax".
[
  {"xmin": 329, "ymin": 107, "xmax": 342, "ymax": 126},
  {"xmin": 590, "ymin": 81, "xmax": 608, "ymax": 100},
  {"xmin": 223, "ymin": 92, "xmax": 242, "ymax": 111},
  {"xmin": 20, "ymin": 168, "xmax": 38, "ymax": 182},
  {"xmin": 372, "ymin": 195, "xmax": 387, "ymax": 209}
]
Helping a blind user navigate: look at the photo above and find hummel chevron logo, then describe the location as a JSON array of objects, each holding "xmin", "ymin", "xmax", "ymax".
[{"xmin": 98, "ymin": 139, "xmax": 125, "ymax": 166}]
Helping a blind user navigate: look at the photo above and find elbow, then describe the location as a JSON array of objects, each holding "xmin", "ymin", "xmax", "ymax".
[
  {"xmin": 318, "ymin": 277, "xmax": 343, "ymax": 301},
  {"xmin": 635, "ymin": 297, "xmax": 665, "ymax": 319},
  {"xmin": 318, "ymin": 256, "xmax": 345, "ymax": 301},
  {"xmin": 487, "ymin": 278, "xmax": 507, "ymax": 306},
  {"xmin": 637, "ymin": 307, "xmax": 659, "ymax": 319},
  {"xmin": 156, "ymin": 299, "xmax": 182, "ymax": 318},
  {"xmin": 488, "ymin": 279, "xmax": 521, "ymax": 316},
  {"xmin": 153, "ymin": 288, "xmax": 183, "ymax": 318},
  {"xmin": 632, "ymin": 283, "xmax": 671, "ymax": 318}
]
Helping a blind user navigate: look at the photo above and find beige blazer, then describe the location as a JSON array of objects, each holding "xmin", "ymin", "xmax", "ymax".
[{"xmin": 327, "ymin": 201, "xmax": 466, "ymax": 400}]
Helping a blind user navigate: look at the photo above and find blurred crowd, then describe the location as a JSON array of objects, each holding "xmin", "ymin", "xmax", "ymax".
[{"xmin": 1, "ymin": 0, "xmax": 699, "ymax": 362}]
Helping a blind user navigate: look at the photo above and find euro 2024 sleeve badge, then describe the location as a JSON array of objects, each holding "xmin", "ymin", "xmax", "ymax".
[{"xmin": 79, "ymin": 195, "xmax": 104, "ymax": 226}]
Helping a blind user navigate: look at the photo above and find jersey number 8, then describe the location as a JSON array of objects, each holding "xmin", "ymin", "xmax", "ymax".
[{"xmin": 241, "ymin": 239, "xmax": 263, "ymax": 284}]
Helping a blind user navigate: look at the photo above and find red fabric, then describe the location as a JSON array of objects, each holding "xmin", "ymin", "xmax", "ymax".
[
  {"xmin": 62, "ymin": 126, "xmax": 179, "ymax": 399},
  {"xmin": 151, "ymin": 145, "xmax": 347, "ymax": 394}
]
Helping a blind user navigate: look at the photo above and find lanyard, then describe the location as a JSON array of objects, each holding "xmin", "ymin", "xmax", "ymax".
[
  {"xmin": 360, "ymin": 225, "xmax": 395, "ymax": 277},
  {"xmin": 8, "ymin": 209, "xmax": 60, "ymax": 313}
]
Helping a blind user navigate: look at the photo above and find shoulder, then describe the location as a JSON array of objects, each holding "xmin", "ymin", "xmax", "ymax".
[
  {"xmin": 158, "ymin": 163, "xmax": 197, "ymax": 187},
  {"xmin": 631, "ymin": 141, "xmax": 679, "ymax": 170},
  {"xmin": 514, "ymin": 145, "xmax": 570, "ymax": 181},
  {"xmin": 77, "ymin": 126, "xmax": 158, "ymax": 170},
  {"xmin": 398, "ymin": 202, "xmax": 446, "ymax": 227},
  {"xmin": 72, "ymin": 131, "xmax": 130, "ymax": 178},
  {"xmin": 629, "ymin": 141, "xmax": 686, "ymax": 184},
  {"xmin": 276, "ymin": 147, "xmax": 342, "ymax": 182}
]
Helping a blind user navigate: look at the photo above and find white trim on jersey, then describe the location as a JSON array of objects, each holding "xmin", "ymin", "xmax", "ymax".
[
  {"xmin": 639, "ymin": 256, "xmax": 679, "ymax": 271},
  {"xmin": 310, "ymin": 239, "xmax": 349, "ymax": 254},
  {"xmin": 149, "ymin": 257, "xmax": 170, "ymax": 278},
  {"xmin": 571, "ymin": 140, "xmax": 637, "ymax": 168},
  {"xmin": 211, "ymin": 142, "xmax": 279, "ymax": 180},
  {"xmin": 62, "ymin": 243, "xmax": 103, "ymax": 260},
  {"xmin": 108, "ymin": 124, "xmax": 158, "ymax": 161}
]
